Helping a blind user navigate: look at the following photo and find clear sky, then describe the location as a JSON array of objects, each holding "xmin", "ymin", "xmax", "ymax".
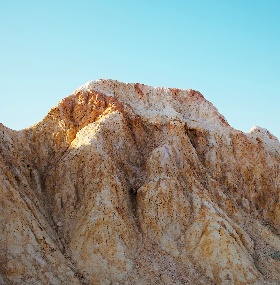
[{"xmin": 1, "ymin": 0, "xmax": 279, "ymax": 139}]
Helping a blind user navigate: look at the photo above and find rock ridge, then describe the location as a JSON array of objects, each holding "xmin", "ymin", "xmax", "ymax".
[{"xmin": 0, "ymin": 79, "xmax": 279, "ymax": 285}]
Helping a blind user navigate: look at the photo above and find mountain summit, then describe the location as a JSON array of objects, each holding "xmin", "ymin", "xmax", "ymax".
[{"xmin": 0, "ymin": 79, "xmax": 279, "ymax": 284}]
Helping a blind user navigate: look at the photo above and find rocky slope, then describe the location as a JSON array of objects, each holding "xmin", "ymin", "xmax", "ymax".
[{"xmin": 0, "ymin": 79, "xmax": 279, "ymax": 285}]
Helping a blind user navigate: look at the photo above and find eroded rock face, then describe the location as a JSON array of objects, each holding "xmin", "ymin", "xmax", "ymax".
[{"xmin": 0, "ymin": 79, "xmax": 279, "ymax": 285}]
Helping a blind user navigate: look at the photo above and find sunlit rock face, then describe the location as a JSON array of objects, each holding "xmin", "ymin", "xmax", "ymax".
[{"xmin": 0, "ymin": 79, "xmax": 279, "ymax": 285}]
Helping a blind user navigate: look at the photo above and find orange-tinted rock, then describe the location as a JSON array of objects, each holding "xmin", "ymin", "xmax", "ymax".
[{"xmin": 0, "ymin": 79, "xmax": 279, "ymax": 284}]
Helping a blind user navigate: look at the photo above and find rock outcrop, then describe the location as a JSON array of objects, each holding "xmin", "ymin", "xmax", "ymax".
[{"xmin": 0, "ymin": 79, "xmax": 279, "ymax": 285}]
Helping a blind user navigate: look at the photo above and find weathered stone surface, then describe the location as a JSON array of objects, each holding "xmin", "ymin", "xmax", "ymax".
[{"xmin": 0, "ymin": 79, "xmax": 279, "ymax": 284}]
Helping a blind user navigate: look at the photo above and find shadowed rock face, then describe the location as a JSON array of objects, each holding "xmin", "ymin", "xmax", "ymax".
[{"xmin": 0, "ymin": 79, "xmax": 279, "ymax": 285}]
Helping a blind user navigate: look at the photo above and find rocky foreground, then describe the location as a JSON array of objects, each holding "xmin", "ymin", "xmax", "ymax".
[{"xmin": 0, "ymin": 79, "xmax": 279, "ymax": 285}]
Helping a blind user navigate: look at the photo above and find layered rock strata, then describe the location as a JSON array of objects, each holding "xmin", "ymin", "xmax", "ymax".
[{"xmin": 0, "ymin": 79, "xmax": 279, "ymax": 285}]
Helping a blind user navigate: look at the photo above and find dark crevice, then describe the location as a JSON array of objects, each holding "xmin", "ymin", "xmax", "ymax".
[
  {"xmin": 185, "ymin": 128, "xmax": 207, "ymax": 166},
  {"xmin": 129, "ymin": 186, "xmax": 138, "ymax": 219}
]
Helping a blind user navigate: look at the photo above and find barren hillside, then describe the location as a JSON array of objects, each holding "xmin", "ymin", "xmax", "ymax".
[{"xmin": 0, "ymin": 79, "xmax": 279, "ymax": 284}]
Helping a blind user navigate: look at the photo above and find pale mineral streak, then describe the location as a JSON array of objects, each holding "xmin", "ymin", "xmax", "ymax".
[{"xmin": 0, "ymin": 79, "xmax": 279, "ymax": 284}]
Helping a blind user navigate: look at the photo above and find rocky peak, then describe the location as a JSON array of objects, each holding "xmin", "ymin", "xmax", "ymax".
[{"xmin": 0, "ymin": 79, "xmax": 279, "ymax": 285}]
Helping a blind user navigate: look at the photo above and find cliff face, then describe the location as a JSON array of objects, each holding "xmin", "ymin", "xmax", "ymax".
[{"xmin": 0, "ymin": 79, "xmax": 279, "ymax": 285}]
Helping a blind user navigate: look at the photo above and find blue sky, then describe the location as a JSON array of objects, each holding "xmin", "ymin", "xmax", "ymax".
[{"xmin": 1, "ymin": 0, "xmax": 279, "ymax": 139}]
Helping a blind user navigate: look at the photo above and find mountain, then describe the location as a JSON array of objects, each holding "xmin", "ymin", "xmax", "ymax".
[{"xmin": 0, "ymin": 79, "xmax": 279, "ymax": 285}]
